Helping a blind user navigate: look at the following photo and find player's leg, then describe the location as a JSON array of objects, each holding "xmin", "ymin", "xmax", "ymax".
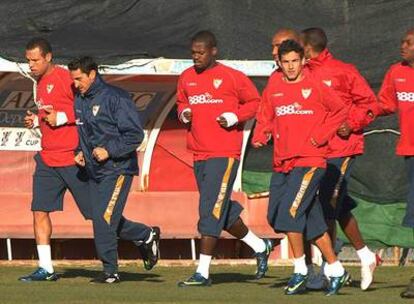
[
  {"xmin": 19, "ymin": 154, "xmax": 65, "ymax": 282},
  {"xmin": 274, "ymin": 167, "xmax": 325, "ymax": 295},
  {"xmin": 89, "ymin": 174, "xmax": 137, "ymax": 283}
]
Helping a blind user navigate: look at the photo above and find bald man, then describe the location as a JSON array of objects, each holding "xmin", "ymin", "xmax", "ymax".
[
  {"xmin": 271, "ymin": 28, "xmax": 300, "ymax": 64},
  {"xmin": 377, "ymin": 28, "xmax": 414, "ymax": 298}
]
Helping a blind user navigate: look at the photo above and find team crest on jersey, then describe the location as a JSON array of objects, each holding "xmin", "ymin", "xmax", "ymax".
[
  {"xmin": 301, "ymin": 88, "xmax": 312, "ymax": 99},
  {"xmin": 46, "ymin": 84, "xmax": 54, "ymax": 94},
  {"xmin": 322, "ymin": 80, "xmax": 332, "ymax": 87},
  {"xmin": 213, "ymin": 79, "xmax": 223, "ymax": 89},
  {"xmin": 92, "ymin": 105, "xmax": 100, "ymax": 116}
]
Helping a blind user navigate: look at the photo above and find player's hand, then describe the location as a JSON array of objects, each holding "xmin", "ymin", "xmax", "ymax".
[
  {"xmin": 216, "ymin": 115, "xmax": 229, "ymax": 127},
  {"xmin": 310, "ymin": 137, "xmax": 319, "ymax": 147},
  {"xmin": 93, "ymin": 147, "xmax": 109, "ymax": 162},
  {"xmin": 74, "ymin": 151, "xmax": 86, "ymax": 167},
  {"xmin": 43, "ymin": 107, "xmax": 57, "ymax": 127},
  {"xmin": 24, "ymin": 110, "xmax": 36, "ymax": 128},
  {"xmin": 182, "ymin": 110, "xmax": 192, "ymax": 123},
  {"xmin": 252, "ymin": 142, "xmax": 264, "ymax": 148},
  {"xmin": 337, "ymin": 122, "xmax": 352, "ymax": 138}
]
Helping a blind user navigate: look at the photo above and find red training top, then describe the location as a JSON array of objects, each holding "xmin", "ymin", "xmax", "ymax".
[
  {"xmin": 253, "ymin": 70, "xmax": 347, "ymax": 172},
  {"xmin": 176, "ymin": 63, "xmax": 260, "ymax": 161},
  {"xmin": 37, "ymin": 66, "xmax": 78, "ymax": 167},
  {"xmin": 378, "ymin": 62, "xmax": 414, "ymax": 156},
  {"xmin": 307, "ymin": 49, "xmax": 378, "ymax": 158}
]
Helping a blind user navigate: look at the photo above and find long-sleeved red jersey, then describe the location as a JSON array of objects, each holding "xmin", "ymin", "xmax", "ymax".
[
  {"xmin": 378, "ymin": 62, "xmax": 414, "ymax": 156},
  {"xmin": 176, "ymin": 63, "xmax": 260, "ymax": 160},
  {"xmin": 307, "ymin": 49, "xmax": 377, "ymax": 158},
  {"xmin": 253, "ymin": 71, "xmax": 347, "ymax": 172},
  {"xmin": 37, "ymin": 66, "xmax": 78, "ymax": 167}
]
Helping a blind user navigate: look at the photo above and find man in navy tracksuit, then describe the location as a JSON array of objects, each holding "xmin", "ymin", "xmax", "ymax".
[{"xmin": 68, "ymin": 56, "xmax": 160, "ymax": 284}]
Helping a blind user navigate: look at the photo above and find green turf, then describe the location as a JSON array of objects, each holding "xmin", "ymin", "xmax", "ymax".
[{"xmin": 0, "ymin": 265, "xmax": 412, "ymax": 304}]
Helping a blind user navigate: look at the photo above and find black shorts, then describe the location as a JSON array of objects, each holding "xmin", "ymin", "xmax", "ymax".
[
  {"xmin": 268, "ymin": 167, "xmax": 327, "ymax": 241},
  {"xmin": 194, "ymin": 157, "xmax": 243, "ymax": 237},
  {"xmin": 319, "ymin": 157, "xmax": 357, "ymax": 221},
  {"xmin": 31, "ymin": 153, "xmax": 91, "ymax": 219}
]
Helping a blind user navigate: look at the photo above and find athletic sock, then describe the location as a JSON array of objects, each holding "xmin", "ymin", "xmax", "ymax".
[
  {"xmin": 357, "ymin": 246, "xmax": 376, "ymax": 266},
  {"xmin": 196, "ymin": 254, "xmax": 212, "ymax": 279},
  {"xmin": 241, "ymin": 230, "xmax": 266, "ymax": 253},
  {"xmin": 37, "ymin": 245, "xmax": 54, "ymax": 273},
  {"xmin": 293, "ymin": 255, "xmax": 308, "ymax": 275},
  {"xmin": 325, "ymin": 260, "xmax": 345, "ymax": 278}
]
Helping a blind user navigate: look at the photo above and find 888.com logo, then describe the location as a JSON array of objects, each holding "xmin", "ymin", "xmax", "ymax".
[{"xmin": 275, "ymin": 102, "xmax": 314, "ymax": 116}]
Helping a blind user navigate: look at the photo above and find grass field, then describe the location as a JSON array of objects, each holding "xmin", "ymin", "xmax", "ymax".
[{"xmin": 0, "ymin": 264, "xmax": 412, "ymax": 304}]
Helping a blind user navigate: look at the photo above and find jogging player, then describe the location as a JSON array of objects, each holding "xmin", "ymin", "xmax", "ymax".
[
  {"xmin": 19, "ymin": 38, "xmax": 91, "ymax": 282},
  {"xmin": 252, "ymin": 39, "xmax": 349, "ymax": 296},
  {"xmin": 69, "ymin": 56, "xmax": 160, "ymax": 284},
  {"xmin": 301, "ymin": 27, "xmax": 380, "ymax": 291},
  {"xmin": 176, "ymin": 30, "xmax": 273, "ymax": 287}
]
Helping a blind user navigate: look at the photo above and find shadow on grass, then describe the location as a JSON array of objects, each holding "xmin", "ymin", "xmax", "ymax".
[
  {"xmin": 60, "ymin": 268, "xmax": 163, "ymax": 283},
  {"xmin": 211, "ymin": 272, "xmax": 288, "ymax": 287}
]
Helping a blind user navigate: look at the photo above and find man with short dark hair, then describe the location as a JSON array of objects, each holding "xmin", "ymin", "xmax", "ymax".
[
  {"xmin": 68, "ymin": 56, "xmax": 160, "ymax": 284},
  {"xmin": 377, "ymin": 28, "xmax": 414, "ymax": 298},
  {"xmin": 19, "ymin": 38, "xmax": 92, "ymax": 282},
  {"xmin": 176, "ymin": 30, "xmax": 273, "ymax": 287},
  {"xmin": 253, "ymin": 39, "xmax": 349, "ymax": 296},
  {"xmin": 301, "ymin": 27, "xmax": 380, "ymax": 291}
]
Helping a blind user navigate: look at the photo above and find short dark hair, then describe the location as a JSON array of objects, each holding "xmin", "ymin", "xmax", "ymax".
[
  {"xmin": 25, "ymin": 37, "xmax": 52, "ymax": 56},
  {"xmin": 191, "ymin": 30, "xmax": 217, "ymax": 48},
  {"xmin": 301, "ymin": 27, "xmax": 328, "ymax": 53},
  {"xmin": 67, "ymin": 56, "xmax": 98, "ymax": 75},
  {"xmin": 278, "ymin": 39, "xmax": 304, "ymax": 61}
]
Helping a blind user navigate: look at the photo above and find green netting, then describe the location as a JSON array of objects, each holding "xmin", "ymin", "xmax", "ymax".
[{"xmin": 336, "ymin": 198, "xmax": 414, "ymax": 248}]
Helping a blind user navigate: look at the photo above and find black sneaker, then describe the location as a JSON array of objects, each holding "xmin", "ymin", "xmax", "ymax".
[
  {"xmin": 178, "ymin": 272, "xmax": 212, "ymax": 287},
  {"xmin": 255, "ymin": 238, "xmax": 274, "ymax": 279},
  {"xmin": 18, "ymin": 267, "xmax": 59, "ymax": 282},
  {"xmin": 90, "ymin": 272, "xmax": 120, "ymax": 284},
  {"xmin": 138, "ymin": 226, "xmax": 160, "ymax": 271}
]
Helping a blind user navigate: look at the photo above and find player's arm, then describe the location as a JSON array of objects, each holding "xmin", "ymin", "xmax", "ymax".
[
  {"xmin": 345, "ymin": 67, "xmax": 379, "ymax": 132},
  {"xmin": 217, "ymin": 73, "xmax": 260, "ymax": 128},
  {"xmin": 176, "ymin": 75, "xmax": 192, "ymax": 123},
  {"xmin": 96, "ymin": 96, "xmax": 144, "ymax": 162},
  {"xmin": 251, "ymin": 85, "xmax": 274, "ymax": 148},
  {"xmin": 311, "ymin": 85, "xmax": 347, "ymax": 147},
  {"xmin": 377, "ymin": 67, "xmax": 398, "ymax": 116}
]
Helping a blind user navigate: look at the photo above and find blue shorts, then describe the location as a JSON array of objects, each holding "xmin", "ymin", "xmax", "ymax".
[
  {"xmin": 31, "ymin": 153, "xmax": 91, "ymax": 219},
  {"xmin": 403, "ymin": 157, "xmax": 414, "ymax": 228},
  {"xmin": 268, "ymin": 167, "xmax": 327, "ymax": 241},
  {"xmin": 319, "ymin": 157, "xmax": 357, "ymax": 221},
  {"xmin": 194, "ymin": 157, "xmax": 243, "ymax": 238}
]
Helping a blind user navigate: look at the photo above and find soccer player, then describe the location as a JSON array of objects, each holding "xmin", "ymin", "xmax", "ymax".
[
  {"xmin": 68, "ymin": 56, "xmax": 160, "ymax": 284},
  {"xmin": 19, "ymin": 38, "xmax": 92, "ymax": 282},
  {"xmin": 376, "ymin": 28, "xmax": 414, "ymax": 298},
  {"xmin": 301, "ymin": 27, "xmax": 380, "ymax": 291},
  {"xmin": 176, "ymin": 30, "xmax": 273, "ymax": 287},
  {"xmin": 252, "ymin": 39, "xmax": 349, "ymax": 296},
  {"xmin": 271, "ymin": 28, "xmax": 301, "ymax": 65}
]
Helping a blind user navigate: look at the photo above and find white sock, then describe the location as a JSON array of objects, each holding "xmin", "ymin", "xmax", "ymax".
[
  {"xmin": 37, "ymin": 245, "xmax": 54, "ymax": 273},
  {"xmin": 325, "ymin": 260, "xmax": 345, "ymax": 278},
  {"xmin": 293, "ymin": 255, "xmax": 308, "ymax": 275},
  {"xmin": 196, "ymin": 254, "xmax": 212, "ymax": 279},
  {"xmin": 356, "ymin": 246, "xmax": 376, "ymax": 266},
  {"xmin": 241, "ymin": 230, "xmax": 266, "ymax": 253}
]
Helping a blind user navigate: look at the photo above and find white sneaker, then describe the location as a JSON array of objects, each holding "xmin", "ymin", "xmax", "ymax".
[{"xmin": 360, "ymin": 253, "xmax": 381, "ymax": 290}]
